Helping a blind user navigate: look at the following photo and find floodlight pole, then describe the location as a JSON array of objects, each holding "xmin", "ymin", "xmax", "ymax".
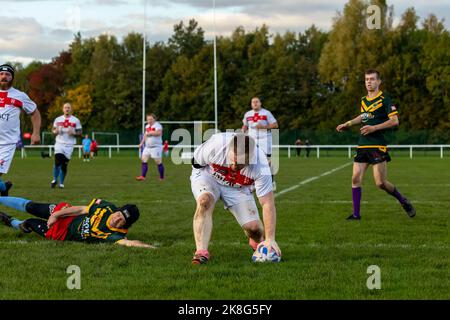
[
  {"xmin": 142, "ymin": 0, "xmax": 147, "ymax": 135},
  {"xmin": 213, "ymin": 0, "xmax": 218, "ymax": 133}
]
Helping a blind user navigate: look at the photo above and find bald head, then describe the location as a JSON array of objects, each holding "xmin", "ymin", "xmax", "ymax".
[{"xmin": 63, "ymin": 103, "xmax": 72, "ymax": 116}]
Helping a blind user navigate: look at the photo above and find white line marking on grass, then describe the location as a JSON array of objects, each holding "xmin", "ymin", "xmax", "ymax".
[{"xmin": 275, "ymin": 162, "xmax": 353, "ymax": 198}]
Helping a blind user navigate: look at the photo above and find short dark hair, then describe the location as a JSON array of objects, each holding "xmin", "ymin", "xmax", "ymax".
[
  {"xmin": 231, "ymin": 133, "xmax": 256, "ymax": 165},
  {"xmin": 365, "ymin": 69, "xmax": 380, "ymax": 79}
]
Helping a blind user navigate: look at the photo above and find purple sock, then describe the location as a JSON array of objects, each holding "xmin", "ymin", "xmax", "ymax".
[
  {"xmin": 352, "ymin": 187, "xmax": 362, "ymax": 217},
  {"xmin": 389, "ymin": 187, "xmax": 407, "ymax": 205},
  {"xmin": 141, "ymin": 162, "xmax": 148, "ymax": 177},
  {"xmin": 158, "ymin": 163, "xmax": 164, "ymax": 179}
]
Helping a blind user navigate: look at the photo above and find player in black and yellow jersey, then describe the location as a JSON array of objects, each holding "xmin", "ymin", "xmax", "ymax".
[
  {"xmin": 0, "ymin": 196, "xmax": 155, "ymax": 248},
  {"xmin": 336, "ymin": 69, "xmax": 415, "ymax": 220}
]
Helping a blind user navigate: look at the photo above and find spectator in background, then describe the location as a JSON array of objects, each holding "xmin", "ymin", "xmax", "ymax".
[
  {"xmin": 305, "ymin": 139, "xmax": 311, "ymax": 158},
  {"xmin": 163, "ymin": 140, "xmax": 169, "ymax": 158},
  {"xmin": 90, "ymin": 139, "xmax": 98, "ymax": 158},
  {"xmin": 82, "ymin": 134, "xmax": 92, "ymax": 162},
  {"xmin": 295, "ymin": 138, "xmax": 303, "ymax": 157}
]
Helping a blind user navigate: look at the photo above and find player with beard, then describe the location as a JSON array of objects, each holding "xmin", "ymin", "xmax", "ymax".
[{"xmin": 0, "ymin": 64, "xmax": 41, "ymax": 196}]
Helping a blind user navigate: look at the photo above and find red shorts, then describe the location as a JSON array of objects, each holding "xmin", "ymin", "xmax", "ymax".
[{"xmin": 45, "ymin": 202, "xmax": 76, "ymax": 241}]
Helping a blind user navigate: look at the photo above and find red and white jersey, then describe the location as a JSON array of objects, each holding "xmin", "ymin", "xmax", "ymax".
[
  {"xmin": 53, "ymin": 115, "xmax": 82, "ymax": 145},
  {"xmin": 193, "ymin": 132, "xmax": 273, "ymax": 198},
  {"xmin": 0, "ymin": 87, "xmax": 37, "ymax": 145},
  {"xmin": 144, "ymin": 121, "xmax": 163, "ymax": 147},
  {"xmin": 243, "ymin": 108, "xmax": 277, "ymax": 155}
]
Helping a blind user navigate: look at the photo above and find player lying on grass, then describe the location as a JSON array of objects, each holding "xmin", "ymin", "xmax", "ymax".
[
  {"xmin": 0, "ymin": 196, "xmax": 155, "ymax": 248},
  {"xmin": 190, "ymin": 132, "xmax": 280, "ymax": 264}
]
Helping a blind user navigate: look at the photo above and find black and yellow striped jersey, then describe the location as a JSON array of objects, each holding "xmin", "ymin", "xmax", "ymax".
[
  {"xmin": 66, "ymin": 199, "xmax": 128, "ymax": 243},
  {"xmin": 358, "ymin": 90, "xmax": 398, "ymax": 149}
]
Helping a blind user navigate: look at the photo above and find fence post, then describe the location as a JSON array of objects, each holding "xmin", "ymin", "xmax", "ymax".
[
  {"xmin": 348, "ymin": 146, "xmax": 351, "ymax": 159},
  {"xmin": 288, "ymin": 146, "xmax": 291, "ymax": 159},
  {"xmin": 78, "ymin": 146, "xmax": 81, "ymax": 159},
  {"xmin": 21, "ymin": 148, "xmax": 25, "ymax": 159},
  {"xmin": 109, "ymin": 147, "xmax": 112, "ymax": 159},
  {"xmin": 49, "ymin": 146, "xmax": 52, "ymax": 157},
  {"xmin": 317, "ymin": 146, "xmax": 320, "ymax": 159},
  {"xmin": 410, "ymin": 146, "xmax": 413, "ymax": 159},
  {"xmin": 441, "ymin": 146, "xmax": 443, "ymax": 159}
]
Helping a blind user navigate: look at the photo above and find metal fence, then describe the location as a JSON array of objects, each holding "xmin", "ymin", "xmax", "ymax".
[{"xmin": 19, "ymin": 144, "xmax": 450, "ymax": 159}]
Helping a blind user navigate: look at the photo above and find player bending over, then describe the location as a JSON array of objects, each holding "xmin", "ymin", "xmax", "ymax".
[
  {"xmin": 190, "ymin": 132, "xmax": 280, "ymax": 264},
  {"xmin": 0, "ymin": 196, "xmax": 155, "ymax": 248},
  {"xmin": 336, "ymin": 69, "xmax": 415, "ymax": 220}
]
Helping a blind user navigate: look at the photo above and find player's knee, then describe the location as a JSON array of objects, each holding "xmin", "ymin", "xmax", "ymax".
[
  {"xmin": 375, "ymin": 181, "xmax": 387, "ymax": 190},
  {"xmin": 352, "ymin": 175, "xmax": 361, "ymax": 185},
  {"xmin": 197, "ymin": 193, "xmax": 214, "ymax": 211},
  {"xmin": 243, "ymin": 221, "xmax": 263, "ymax": 239}
]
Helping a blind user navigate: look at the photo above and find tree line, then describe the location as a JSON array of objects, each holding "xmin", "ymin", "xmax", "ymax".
[{"xmin": 12, "ymin": 0, "xmax": 449, "ymax": 143}]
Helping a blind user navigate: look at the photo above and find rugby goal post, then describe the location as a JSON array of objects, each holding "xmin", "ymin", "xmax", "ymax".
[{"xmin": 92, "ymin": 132, "xmax": 120, "ymax": 153}]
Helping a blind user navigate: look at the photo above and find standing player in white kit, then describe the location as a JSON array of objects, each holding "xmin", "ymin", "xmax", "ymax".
[
  {"xmin": 136, "ymin": 113, "xmax": 165, "ymax": 181},
  {"xmin": 0, "ymin": 64, "xmax": 41, "ymax": 196},
  {"xmin": 242, "ymin": 97, "xmax": 278, "ymax": 190},
  {"xmin": 190, "ymin": 132, "xmax": 281, "ymax": 264},
  {"xmin": 51, "ymin": 103, "xmax": 82, "ymax": 189}
]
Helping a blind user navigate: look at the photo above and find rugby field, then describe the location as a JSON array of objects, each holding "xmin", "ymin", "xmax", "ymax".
[{"xmin": 0, "ymin": 154, "xmax": 448, "ymax": 299}]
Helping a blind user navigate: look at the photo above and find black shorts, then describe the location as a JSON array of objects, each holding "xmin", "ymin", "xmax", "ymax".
[{"xmin": 354, "ymin": 147, "xmax": 391, "ymax": 165}]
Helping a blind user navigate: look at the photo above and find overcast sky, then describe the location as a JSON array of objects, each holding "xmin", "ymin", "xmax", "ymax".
[{"xmin": 1, "ymin": 0, "xmax": 448, "ymax": 65}]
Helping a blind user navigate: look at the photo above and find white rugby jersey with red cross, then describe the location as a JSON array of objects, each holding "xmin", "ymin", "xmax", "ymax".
[
  {"xmin": 144, "ymin": 121, "xmax": 163, "ymax": 147},
  {"xmin": 193, "ymin": 132, "xmax": 273, "ymax": 198},
  {"xmin": 0, "ymin": 87, "xmax": 37, "ymax": 145},
  {"xmin": 242, "ymin": 108, "xmax": 277, "ymax": 155},
  {"xmin": 53, "ymin": 115, "xmax": 82, "ymax": 145}
]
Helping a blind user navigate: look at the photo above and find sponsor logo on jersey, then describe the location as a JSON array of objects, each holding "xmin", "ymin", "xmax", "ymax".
[
  {"xmin": 80, "ymin": 217, "xmax": 91, "ymax": 239},
  {"xmin": 361, "ymin": 112, "xmax": 375, "ymax": 122},
  {"xmin": 0, "ymin": 112, "xmax": 11, "ymax": 121}
]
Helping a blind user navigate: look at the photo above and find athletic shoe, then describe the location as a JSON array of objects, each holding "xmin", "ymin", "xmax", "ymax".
[
  {"xmin": 346, "ymin": 214, "xmax": 361, "ymax": 220},
  {"xmin": 59, "ymin": 184, "xmax": 65, "ymax": 189},
  {"xmin": 401, "ymin": 199, "xmax": 416, "ymax": 218},
  {"xmin": 136, "ymin": 176, "xmax": 146, "ymax": 181},
  {"xmin": 18, "ymin": 220, "xmax": 32, "ymax": 233},
  {"xmin": 0, "ymin": 212, "xmax": 12, "ymax": 227},
  {"xmin": 191, "ymin": 253, "xmax": 209, "ymax": 265},
  {"xmin": 51, "ymin": 180, "xmax": 57, "ymax": 189},
  {"xmin": 0, "ymin": 181, "xmax": 12, "ymax": 196}
]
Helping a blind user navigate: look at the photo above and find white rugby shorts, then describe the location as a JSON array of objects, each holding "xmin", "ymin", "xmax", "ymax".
[
  {"xmin": 0, "ymin": 144, "xmax": 17, "ymax": 174},
  {"xmin": 54, "ymin": 143, "xmax": 75, "ymax": 160},
  {"xmin": 142, "ymin": 145, "xmax": 162, "ymax": 160},
  {"xmin": 190, "ymin": 168, "xmax": 261, "ymax": 226}
]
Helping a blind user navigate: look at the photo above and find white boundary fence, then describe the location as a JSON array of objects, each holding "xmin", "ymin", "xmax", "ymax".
[{"xmin": 19, "ymin": 144, "xmax": 450, "ymax": 159}]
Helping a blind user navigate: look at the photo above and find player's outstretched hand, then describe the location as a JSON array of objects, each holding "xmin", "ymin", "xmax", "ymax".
[
  {"xmin": 336, "ymin": 123, "xmax": 348, "ymax": 132},
  {"xmin": 261, "ymin": 239, "xmax": 281, "ymax": 257}
]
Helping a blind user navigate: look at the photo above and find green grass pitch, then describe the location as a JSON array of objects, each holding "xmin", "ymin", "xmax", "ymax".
[{"xmin": 0, "ymin": 153, "xmax": 448, "ymax": 299}]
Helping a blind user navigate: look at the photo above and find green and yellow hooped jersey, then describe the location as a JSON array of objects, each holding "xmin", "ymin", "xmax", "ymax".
[
  {"xmin": 358, "ymin": 91, "xmax": 398, "ymax": 149},
  {"xmin": 66, "ymin": 199, "xmax": 128, "ymax": 243}
]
